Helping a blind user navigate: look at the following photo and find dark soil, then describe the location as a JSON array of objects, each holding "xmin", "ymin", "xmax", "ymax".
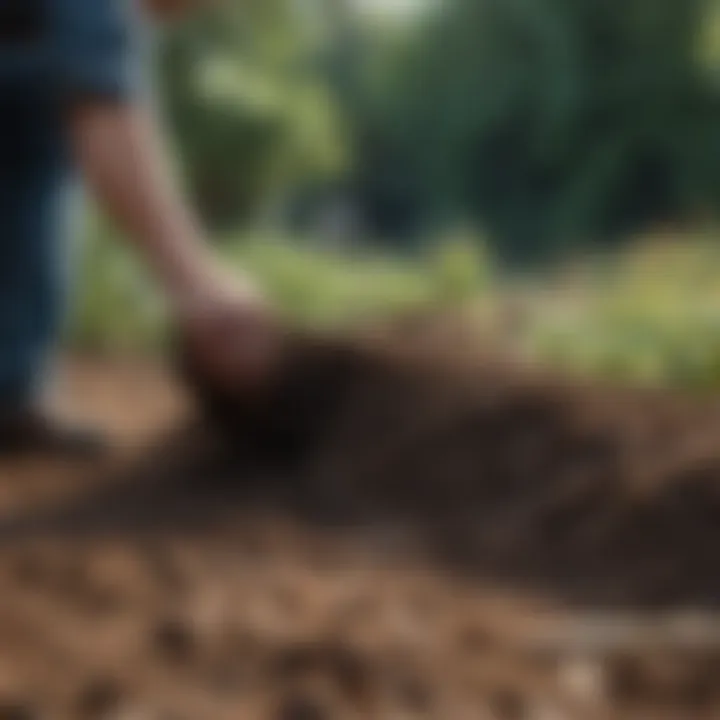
[{"xmin": 1, "ymin": 319, "xmax": 720, "ymax": 719}]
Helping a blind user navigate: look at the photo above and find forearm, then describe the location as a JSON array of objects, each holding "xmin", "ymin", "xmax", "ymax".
[{"xmin": 67, "ymin": 101, "xmax": 214, "ymax": 298}]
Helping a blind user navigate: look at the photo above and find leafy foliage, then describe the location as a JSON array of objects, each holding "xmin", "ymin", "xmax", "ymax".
[
  {"xmin": 70, "ymin": 223, "xmax": 489, "ymax": 352},
  {"xmin": 154, "ymin": 0, "xmax": 720, "ymax": 260},
  {"xmin": 72, "ymin": 221, "xmax": 720, "ymax": 392},
  {"xmin": 158, "ymin": 0, "xmax": 347, "ymax": 229},
  {"xmin": 374, "ymin": 0, "xmax": 720, "ymax": 262}
]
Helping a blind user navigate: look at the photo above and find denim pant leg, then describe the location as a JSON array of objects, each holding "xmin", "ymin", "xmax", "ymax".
[{"xmin": 0, "ymin": 161, "xmax": 74, "ymax": 411}]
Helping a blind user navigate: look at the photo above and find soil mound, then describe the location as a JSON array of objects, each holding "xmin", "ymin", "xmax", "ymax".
[
  {"xmin": 2, "ymin": 321, "xmax": 720, "ymax": 718},
  {"xmin": 183, "ymin": 314, "xmax": 720, "ymax": 609}
]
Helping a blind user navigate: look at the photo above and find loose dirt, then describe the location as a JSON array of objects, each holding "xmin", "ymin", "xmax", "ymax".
[{"xmin": 1, "ymin": 320, "xmax": 720, "ymax": 720}]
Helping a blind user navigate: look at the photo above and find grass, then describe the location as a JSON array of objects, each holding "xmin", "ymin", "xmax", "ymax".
[
  {"xmin": 70, "ymin": 221, "xmax": 491, "ymax": 351},
  {"xmin": 523, "ymin": 231, "xmax": 720, "ymax": 389},
  {"xmin": 70, "ymin": 220, "xmax": 720, "ymax": 391}
]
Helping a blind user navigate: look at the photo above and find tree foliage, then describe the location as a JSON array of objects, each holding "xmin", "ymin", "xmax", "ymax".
[
  {"xmin": 158, "ymin": 0, "xmax": 720, "ymax": 262},
  {"xmin": 374, "ymin": 0, "xmax": 720, "ymax": 262},
  {"xmin": 158, "ymin": 0, "xmax": 347, "ymax": 229}
]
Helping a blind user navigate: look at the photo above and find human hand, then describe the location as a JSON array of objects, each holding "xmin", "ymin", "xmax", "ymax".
[{"xmin": 172, "ymin": 265, "xmax": 280, "ymax": 396}]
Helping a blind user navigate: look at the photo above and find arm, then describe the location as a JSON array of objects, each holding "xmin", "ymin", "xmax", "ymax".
[
  {"xmin": 50, "ymin": 0, "xmax": 275, "ymax": 389},
  {"xmin": 67, "ymin": 102, "xmax": 223, "ymax": 307}
]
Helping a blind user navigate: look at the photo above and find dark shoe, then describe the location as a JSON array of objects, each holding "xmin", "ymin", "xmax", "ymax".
[{"xmin": 0, "ymin": 410, "xmax": 109, "ymax": 459}]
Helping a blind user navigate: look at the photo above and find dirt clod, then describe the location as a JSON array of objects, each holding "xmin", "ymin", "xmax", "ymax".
[
  {"xmin": 0, "ymin": 702, "xmax": 39, "ymax": 720},
  {"xmin": 152, "ymin": 619, "xmax": 197, "ymax": 666},
  {"xmin": 276, "ymin": 694, "xmax": 332, "ymax": 720}
]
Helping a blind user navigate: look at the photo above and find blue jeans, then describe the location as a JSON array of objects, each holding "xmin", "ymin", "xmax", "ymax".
[
  {"xmin": 0, "ymin": 86, "xmax": 74, "ymax": 410},
  {"xmin": 0, "ymin": 0, "xmax": 143, "ymax": 410}
]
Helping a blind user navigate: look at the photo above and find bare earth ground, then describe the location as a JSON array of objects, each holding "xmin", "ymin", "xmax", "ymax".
[{"xmin": 0, "ymin": 353, "xmax": 719, "ymax": 720}]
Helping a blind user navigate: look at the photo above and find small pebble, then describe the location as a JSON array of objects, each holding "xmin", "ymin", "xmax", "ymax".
[{"xmin": 556, "ymin": 655, "xmax": 606, "ymax": 704}]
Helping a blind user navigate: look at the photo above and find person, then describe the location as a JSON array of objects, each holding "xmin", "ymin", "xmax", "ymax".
[{"xmin": 0, "ymin": 0, "xmax": 277, "ymax": 456}]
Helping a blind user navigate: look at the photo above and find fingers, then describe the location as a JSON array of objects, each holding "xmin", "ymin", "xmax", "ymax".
[{"xmin": 180, "ymin": 295, "xmax": 282, "ymax": 397}]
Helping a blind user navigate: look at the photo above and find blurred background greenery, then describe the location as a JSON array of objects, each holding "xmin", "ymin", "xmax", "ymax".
[{"xmin": 74, "ymin": 0, "xmax": 720, "ymax": 390}]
